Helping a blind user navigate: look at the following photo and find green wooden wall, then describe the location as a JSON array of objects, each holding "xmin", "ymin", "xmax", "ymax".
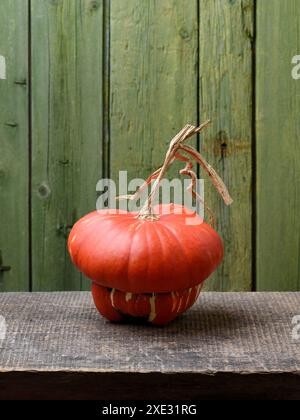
[
  {"xmin": 0, "ymin": 0, "xmax": 29, "ymax": 291},
  {"xmin": 0, "ymin": 0, "xmax": 299, "ymax": 292},
  {"xmin": 256, "ymin": 0, "xmax": 300, "ymax": 291}
]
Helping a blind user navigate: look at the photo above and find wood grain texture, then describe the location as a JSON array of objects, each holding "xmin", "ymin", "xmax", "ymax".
[
  {"xmin": 0, "ymin": 292, "xmax": 299, "ymax": 393},
  {"xmin": 256, "ymin": 0, "xmax": 300, "ymax": 291},
  {"xmin": 199, "ymin": 0, "xmax": 254, "ymax": 291},
  {"xmin": 1, "ymin": 1, "xmax": 299, "ymax": 293},
  {"xmin": 0, "ymin": 0, "xmax": 29, "ymax": 291},
  {"xmin": 30, "ymin": 0, "xmax": 103, "ymax": 291},
  {"xmin": 1, "ymin": 292, "xmax": 300, "ymax": 372},
  {"xmin": 109, "ymin": 0, "xmax": 198, "ymax": 201}
]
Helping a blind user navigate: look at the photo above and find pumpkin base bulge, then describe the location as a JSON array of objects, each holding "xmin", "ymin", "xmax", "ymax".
[{"xmin": 91, "ymin": 282, "xmax": 203, "ymax": 325}]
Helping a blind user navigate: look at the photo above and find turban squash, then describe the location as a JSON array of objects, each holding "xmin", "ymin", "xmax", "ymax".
[{"xmin": 68, "ymin": 123, "xmax": 232, "ymax": 325}]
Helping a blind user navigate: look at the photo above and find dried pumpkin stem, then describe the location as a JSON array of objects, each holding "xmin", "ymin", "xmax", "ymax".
[
  {"xmin": 175, "ymin": 151, "xmax": 216, "ymax": 226},
  {"xmin": 117, "ymin": 121, "xmax": 233, "ymax": 223},
  {"xmin": 137, "ymin": 122, "xmax": 212, "ymax": 220}
]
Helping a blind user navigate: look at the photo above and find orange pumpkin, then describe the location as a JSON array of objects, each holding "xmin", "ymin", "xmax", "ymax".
[{"xmin": 68, "ymin": 123, "xmax": 232, "ymax": 325}]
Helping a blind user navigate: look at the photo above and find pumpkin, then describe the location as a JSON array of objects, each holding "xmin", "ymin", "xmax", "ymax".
[{"xmin": 68, "ymin": 123, "xmax": 232, "ymax": 325}]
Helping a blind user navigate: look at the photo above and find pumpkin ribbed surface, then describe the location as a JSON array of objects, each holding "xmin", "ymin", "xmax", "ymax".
[
  {"xmin": 68, "ymin": 204, "xmax": 223, "ymax": 294},
  {"xmin": 92, "ymin": 282, "xmax": 203, "ymax": 325}
]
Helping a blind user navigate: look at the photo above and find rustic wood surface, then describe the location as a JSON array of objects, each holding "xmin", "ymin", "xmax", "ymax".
[
  {"xmin": 256, "ymin": 0, "xmax": 300, "ymax": 291},
  {"xmin": 110, "ymin": 0, "xmax": 198, "ymax": 201},
  {"xmin": 1, "ymin": 0, "xmax": 300, "ymax": 294},
  {"xmin": 30, "ymin": 0, "xmax": 103, "ymax": 291},
  {"xmin": 0, "ymin": 0, "xmax": 29, "ymax": 291},
  {"xmin": 200, "ymin": 0, "xmax": 253, "ymax": 291},
  {"xmin": 0, "ymin": 292, "xmax": 299, "ymax": 399}
]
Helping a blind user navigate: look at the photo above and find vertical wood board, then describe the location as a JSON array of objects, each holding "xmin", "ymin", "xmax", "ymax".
[
  {"xmin": 256, "ymin": 0, "xmax": 300, "ymax": 290},
  {"xmin": 0, "ymin": 0, "xmax": 29, "ymax": 291},
  {"xmin": 31, "ymin": 0, "xmax": 103, "ymax": 291},
  {"xmin": 110, "ymin": 0, "xmax": 199, "ymax": 209},
  {"xmin": 199, "ymin": 0, "xmax": 254, "ymax": 291}
]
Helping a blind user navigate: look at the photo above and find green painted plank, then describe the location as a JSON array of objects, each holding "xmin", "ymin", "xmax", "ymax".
[
  {"xmin": 200, "ymin": 0, "xmax": 254, "ymax": 291},
  {"xmin": 31, "ymin": 0, "xmax": 103, "ymax": 291},
  {"xmin": 256, "ymin": 0, "xmax": 300, "ymax": 291},
  {"xmin": 110, "ymin": 0, "xmax": 198, "ymax": 199},
  {"xmin": 0, "ymin": 0, "xmax": 29, "ymax": 291}
]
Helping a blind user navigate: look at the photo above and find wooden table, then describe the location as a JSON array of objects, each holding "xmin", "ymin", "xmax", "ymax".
[{"xmin": 0, "ymin": 292, "xmax": 300, "ymax": 400}]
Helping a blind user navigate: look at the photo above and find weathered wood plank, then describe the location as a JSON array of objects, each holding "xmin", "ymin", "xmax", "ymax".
[
  {"xmin": 256, "ymin": 0, "xmax": 300, "ymax": 291},
  {"xmin": 1, "ymin": 292, "xmax": 299, "ymax": 372},
  {"xmin": 199, "ymin": 0, "xmax": 254, "ymax": 291},
  {"xmin": 0, "ymin": 0, "xmax": 29, "ymax": 291},
  {"xmin": 31, "ymin": 0, "xmax": 103, "ymax": 290},
  {"xmin": 110, "ymin": 0, "xmax": 198, "ymax": 201},
  {"xmin": 0, "ymin": 292, "xmax": 300, "ymax": 400}
]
